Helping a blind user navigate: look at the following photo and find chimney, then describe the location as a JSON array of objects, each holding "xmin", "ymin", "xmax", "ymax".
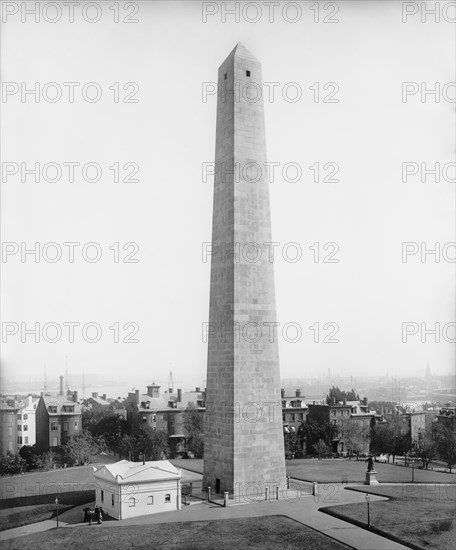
[
  {"xmin": 73, "ymin": 391, "xmax": 79, "ymax": 403},
  {"xmin": 195, "ymin": 387, "xmax": 201, "ymax": 392},
  {"xmin": 281, "ymin": 388, "xmax": 285, "ymax": 398},
  {"xmin": 343, "ymin": 397, "xmax": 347, "ymax": 405},
  {"xmin": 135, "ymin": 390, "xmax": 140, "ymax": 404},
  {"xmin": 363, "ymin": 397, "xmax": 368, "ymax": 406},
  {"xmin": 59, "ymin": 376, "xmax": 64, "ymax": 396},
  {"xmin": 177, "ymin": 389, "xmax": 182, "ymax": 402},
  {"xmin": 102, "ymin": 394, "xmax": 107, "ymax": 401},
  {"xmin": 295, "ymin": 389, "xmax": 301, "ymax": 398},
  {"xmin": 92, "ymin": 392, "xmax": 98, "ymax": 399}
]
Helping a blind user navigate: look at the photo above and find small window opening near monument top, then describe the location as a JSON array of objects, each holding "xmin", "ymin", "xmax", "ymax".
[
  {"xmin": 224, "ymin": 73, "xmax": 227, "ymax": 80},
  {"xmin": 246, "ymin": 70, "xmax": 251, "ymax": 77}
]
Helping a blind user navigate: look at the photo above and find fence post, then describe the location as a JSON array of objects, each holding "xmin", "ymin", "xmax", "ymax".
[
  {"xmin": 223, "ymin": 492, "xmax": 229, "ymax": 507},
  {"xmin": 313, "ymin": 482, "xmax": 319, "ymax": 498},
  {"xmin": 207, "ymin": 487, "xmax": 211, "ymax": 502}
]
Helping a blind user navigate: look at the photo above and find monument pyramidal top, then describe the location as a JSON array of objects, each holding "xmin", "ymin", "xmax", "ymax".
[{"xmin": 223, "ymin": 42, "xmax": 260, "ymax": 63}]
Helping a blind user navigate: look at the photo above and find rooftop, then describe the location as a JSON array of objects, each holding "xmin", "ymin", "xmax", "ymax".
[{"xmin": 94, "ymin": 459, "xmax": 181, "ymax": 484}]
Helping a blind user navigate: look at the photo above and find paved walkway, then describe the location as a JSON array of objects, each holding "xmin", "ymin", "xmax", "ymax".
[
  {"xmin": 0, "ymin": 520, "xmax": 58, "ymax": 541},
  {"xmin": 1, "ymin": 482, "xmax": 411, "ymax": 549}
]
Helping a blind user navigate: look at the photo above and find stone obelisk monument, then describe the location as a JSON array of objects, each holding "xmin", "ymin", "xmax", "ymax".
[{"xmin": 203, "ymin": 43, "xmax": 286, "ymax": 500}]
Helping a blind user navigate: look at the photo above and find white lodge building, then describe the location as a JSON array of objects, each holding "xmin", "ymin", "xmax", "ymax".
[{"xmin": 94, "ymin": 460, "xmax": 182, "ymax": 519}]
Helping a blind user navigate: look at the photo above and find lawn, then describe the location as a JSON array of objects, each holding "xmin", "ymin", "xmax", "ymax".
[
  {"xmin": 321, "ymin": 485, "xmax": 456, "ymax": 550},
  {"xmin": 0, "ymin": 466, "xmax": 96, "ymax": 500},
  {"xmin": 2, "ymin": 515, "xmax": 353, "ymax": 550},
  {"xmin": 0, "ymin": 491, "xmax": 94, "ymax": 531},
  {"xmin": 171, "ymin": 458, "xmax": 455, "ymax": 484},
  {"xmin": 285, "ymin": 459, "xmax": 455, "ymax": 484}
]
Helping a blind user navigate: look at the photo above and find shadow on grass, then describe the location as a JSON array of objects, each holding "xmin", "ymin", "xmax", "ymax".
[{"xmin": 0, "ymin": 491, "xmax": 94, "ymax": 532}]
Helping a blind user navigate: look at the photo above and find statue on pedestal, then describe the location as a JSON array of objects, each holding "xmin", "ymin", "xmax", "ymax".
[{"xmin": 364, "ymin": 455, "xmax": 379, "ymax": 485}]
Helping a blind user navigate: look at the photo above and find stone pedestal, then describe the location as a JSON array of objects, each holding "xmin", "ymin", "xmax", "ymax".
[{"xmin": 364, "ymin": 471, "xmax": 379, "ymax": 485}]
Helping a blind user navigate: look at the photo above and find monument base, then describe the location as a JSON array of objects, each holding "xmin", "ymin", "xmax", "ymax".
[{"xmin": 364, "ymin": 471, "xmax": 379, "ymax": 485}]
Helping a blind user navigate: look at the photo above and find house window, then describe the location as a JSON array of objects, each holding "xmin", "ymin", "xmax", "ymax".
[
  {"xmin": 101, "ymin": 490, "xmax": 104, "ymax": 502},
  {"xmin": 224, "ymin": 73, "xmax": 227, "ymax": 80},
  {"xmin": 62, "ymin": 406, "xmax": 74, "ymax": 413},
  {"xmin": 142, "ymin": 416, "xmax": 147, "ymax": 423},
  {"xmin": 63, "ymin": 422, "xmax": 69, "ymax": 431},
  {"xmin": 23, "ymin": 425, "xmax": 28, "ymax": 431},
  {"xmin": 128, "ymin": 497, "xmax": 136, "ymax": 507},
  {"xmin": 23, "ymin": 414, "xmax": 28, "ymax": 420},
  {"xmin": 165, "ymin": 494, "xmax": 171, "ymax": 503},
  {"xmin": 8, "ymin": 441, "xmax": 13, "ymax": 451},
  {"xmin": 111, "ymin": 494, "xmax": 114, "ymax": 506},
  {"xmin": 246, "ymin": 70, "xmax": 251, "ymax": 77},
  {"xmin": 17, "ymin": 436, "xmax": 22, "ymax": 444},
  {"xmin": 52, "ymin": 437, "xmax": 58, "ymax": 446},
  {"xmin": 48, "ymin": 406, "xmax": 57, "ymax": 413},
  {"xmin": 18, "ymin": 425, "xmax": 22, "ymax": 431},
  {"xmin": 74, "ymin": 421, "xmax": 79, "ymax": 430},
  {"xmin": 147, "ymin": 495, "xmax": 154, "ymax": 505},
  {"xmin": 51, "ymin": 422, "xmax": 58, "ymax": 431},
  {"xmin": 8, "ymin": 427, "xmax": 12, "ymax": 436}
]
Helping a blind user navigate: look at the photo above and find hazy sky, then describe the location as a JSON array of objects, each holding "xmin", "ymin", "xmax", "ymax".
[{"xmin": 1, "ymin": 1, "xmax": 455, "ymax": 394}]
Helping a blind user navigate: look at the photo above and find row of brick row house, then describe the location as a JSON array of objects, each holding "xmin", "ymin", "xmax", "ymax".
[
  {"xmin": 124, "ymin": 385, "xmax": 380, "ymax": 458},
  {"xmin": 281, "ymin": 389, "xmax": 382, "ymax": 456},
  {"xmin": 280, "ymin": 390, "xmax": 453, "ymax": 457},
  {"xmin": 124, "ymin": 383, "xmax": 205, "ymax": 457},
  {"xmin": 2, "ymin": 381, "xmax": 454, "ymax": 459}
]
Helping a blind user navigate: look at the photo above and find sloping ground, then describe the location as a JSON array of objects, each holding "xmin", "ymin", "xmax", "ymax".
[
  {"xmin": 0, "ymin": 491, "xmax": 94, "ymax": 531},
  {"xmin": 170, "ymin": 459, "xmax": 204, "ymax": 475},
  {"xmin": 321, "ymin": 485, "xmax": 455, "ymax": 550},
  {"xmin": 2, "ymin": 516, "xmax": 353, "ymax": 550},
  {"xmin": 0, "ymin": 466, "xmax": 96, "ymax": 499}
]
